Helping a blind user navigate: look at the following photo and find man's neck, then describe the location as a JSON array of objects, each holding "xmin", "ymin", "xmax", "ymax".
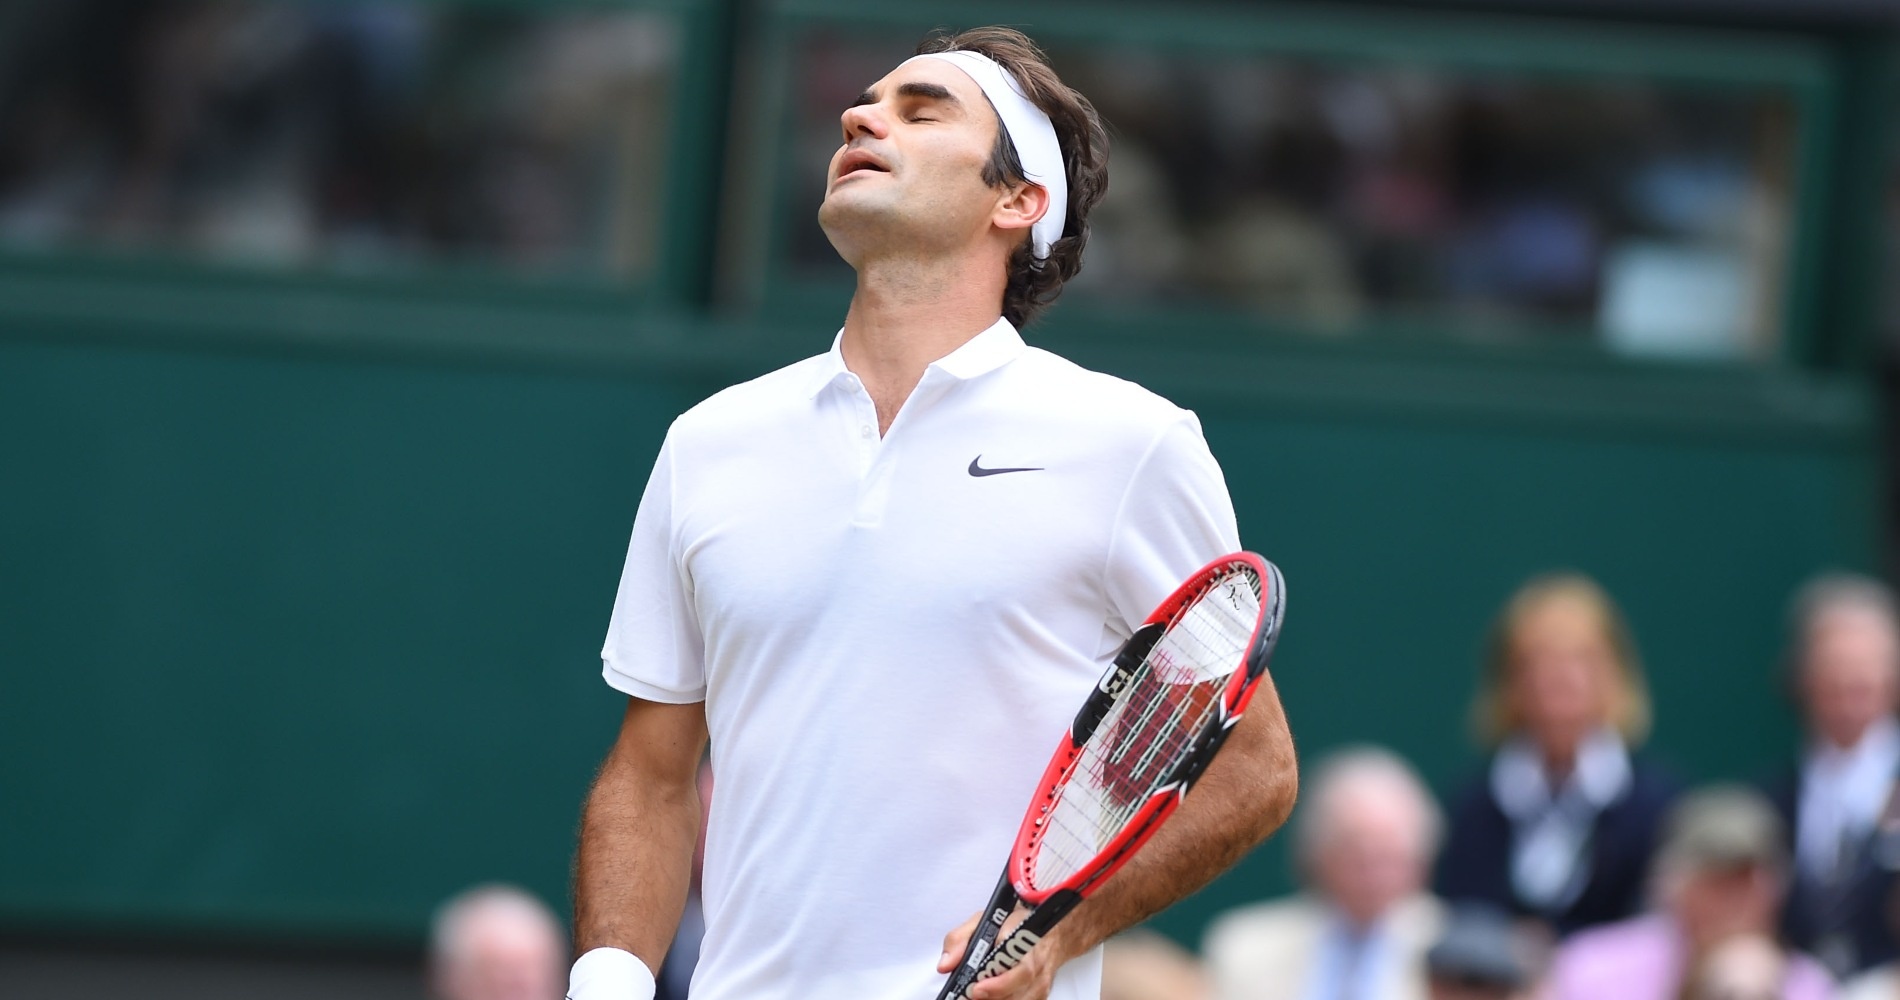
[
  {"xmin": 1816, "ymin": 714, "xmax": 1900, "ymax": 758},
  {"xmin": 839, "ymin": 253, "xmax": 1006, "ymax": 434}
]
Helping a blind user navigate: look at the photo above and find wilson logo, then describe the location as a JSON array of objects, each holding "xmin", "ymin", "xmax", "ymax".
[
  {"xmin": 979, "ymin": 930, "xmax": 1041, "ymax": 978},
  {"xmin": 1099, "ymin": 667, "xmax": 1134, "ymax": 698}
]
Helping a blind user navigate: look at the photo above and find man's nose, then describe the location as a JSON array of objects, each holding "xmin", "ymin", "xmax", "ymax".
[{"xmin": 840, "ymin": 102, "xmax": 888, "ymax": 140}]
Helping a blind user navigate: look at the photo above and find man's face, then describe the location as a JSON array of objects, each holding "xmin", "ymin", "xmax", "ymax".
[
  {"xmin": 1310, "ymin": 783, "xmax": 1428, "ymax": 926},
  {"xmin": 1670, "ymin": 861, "xmax": 1781, "ymax": 955},
  {"xmin": 1800, "ymin": 606, "xmax": 1900, "ymax": 749},
  {"xmin": 436, "ymin": 915, "xmax": 564, "ymax": 1000},
  {"xmin": 817, "ymin": 57, "xmax": 1009, "ymax": 266}
]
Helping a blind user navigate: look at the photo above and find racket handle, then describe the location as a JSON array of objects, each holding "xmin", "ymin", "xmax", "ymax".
[
  {"xmin": 960, "ymin": 923, "xmax": 1038, "ymax": 995},
  {"xmin": 935, "ymin": 873, "xmax": 1015, "ymax": 1000},
  {"xmin": 937, "ymin": 930, "xmax": 997, "ymax": 1000},
  {"xmin": 940, "ymin": 891, "xmax": 1081, "ymax": 1000}
]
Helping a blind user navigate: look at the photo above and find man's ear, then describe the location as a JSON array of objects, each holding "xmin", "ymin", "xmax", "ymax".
[{"xmin": 992, "ymin": 181, "xmax": 1050, "ymax": 238}]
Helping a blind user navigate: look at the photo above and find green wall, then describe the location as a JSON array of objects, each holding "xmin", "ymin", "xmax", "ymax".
[
  {"xmin": 0, "ymin": 335, "xmax": 694, "ymax": 939},
  {"xmin": 0, "ymin": 314, "xmax": 1876, "ymax": 948}
]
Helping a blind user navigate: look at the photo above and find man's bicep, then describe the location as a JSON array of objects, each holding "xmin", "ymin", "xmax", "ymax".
[
  {"xmin": 1137, "ymin": 664, "xmax": 1296, "ymax": 902},
  {"xmin": 1210, "ymin": 679, "xmax": 1295, "ymax": 815},
  {"xmin": 603, "ymin": 696, "xmax": 709, "ymax": 788}
]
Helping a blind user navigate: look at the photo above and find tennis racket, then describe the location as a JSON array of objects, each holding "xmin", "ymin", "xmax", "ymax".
[{"xmin": 934, "ymin": 551, "xmax": 1287, "ymax": 1000}]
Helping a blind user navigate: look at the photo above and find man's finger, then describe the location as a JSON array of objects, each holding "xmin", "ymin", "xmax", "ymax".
[
  {"xmin": 939, "ymin": 911, "xmax": 982, "ymax": 973},
  {"xmin": 966, "ymin": 951, "xmax": 1047, "ymax": 1000}
]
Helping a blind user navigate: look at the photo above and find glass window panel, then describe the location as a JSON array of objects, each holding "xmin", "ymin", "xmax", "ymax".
[
  {"xmin": 775, "ymin": 29, "xmax": 1799, "ymax": 361},
  {"xmin": 0, "ymin": 0, "xmax": 679, "ymax": 282}
]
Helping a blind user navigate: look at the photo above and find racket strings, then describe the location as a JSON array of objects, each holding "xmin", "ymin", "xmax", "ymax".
[{"xmin": 1029, "ymin": 566, "xmax": 1262, "ymax": 890}]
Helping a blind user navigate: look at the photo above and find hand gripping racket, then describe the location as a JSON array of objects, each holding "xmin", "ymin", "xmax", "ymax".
[{"xmin": 935, "ymin": 552, "xmax": 1286, "ymax": 1000}]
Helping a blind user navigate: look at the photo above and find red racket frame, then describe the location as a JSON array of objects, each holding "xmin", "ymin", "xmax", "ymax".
[
  {"xmin": 935, "ymin": 552, "xmax": 1285, "ymax": 999},
  {"xmin": 1008, "ymin": 551, "xmax": 1275, "ymax": 904}
]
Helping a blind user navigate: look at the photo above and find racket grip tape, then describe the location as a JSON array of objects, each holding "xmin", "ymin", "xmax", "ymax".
[
  {"xmin": 935, "ymin": 872, "xmax": 1017, "ymax": 1000},
  {"xmin": 939, "ymin": 890, "xmax": 1081, "ymax": 1000}
]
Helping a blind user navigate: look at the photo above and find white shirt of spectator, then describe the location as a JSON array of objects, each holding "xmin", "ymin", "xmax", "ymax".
[
  {"xmin": 1492, "ymin": 727, "xmax": 1632, "ymax": 913},
  {"xmin": 1799, "ymin": 715, "xmax": 1900, "ymax": 881},
  {"xmin": 601, "ymin": 318, "xmax": 1241, "ymax": 1000},
  {"xmin": 1302, "ymin": 909, "xmax": 1402, "ymax": 1000}
]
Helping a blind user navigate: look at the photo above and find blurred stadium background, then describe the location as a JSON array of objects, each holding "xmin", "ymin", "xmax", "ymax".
[{"xmin": 1, "ymin": 0, "xmax": 1896, "ymax": 994}]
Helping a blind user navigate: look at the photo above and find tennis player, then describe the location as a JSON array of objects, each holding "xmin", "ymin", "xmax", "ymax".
[{"xmin": 570, "ymin": 27, "xmax": 1298, "ymax": 1000}]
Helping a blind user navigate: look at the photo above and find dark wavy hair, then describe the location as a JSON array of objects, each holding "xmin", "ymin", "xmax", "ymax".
[{"xmin": 914, "ymin": 27, "xmax": 1109, "ymax": 329}]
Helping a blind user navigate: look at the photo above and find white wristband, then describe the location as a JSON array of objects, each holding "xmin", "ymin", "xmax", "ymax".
[{"xmin": 568, "ymin": 946, "xmax": 657, "ymax": 1000}]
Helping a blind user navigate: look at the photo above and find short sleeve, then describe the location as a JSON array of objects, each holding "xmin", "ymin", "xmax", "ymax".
[
  {"xmin": 600, "ymin": 431, "xmax": 707, "ymax": 702},
  {"xmin": 1102, "ymin": 413, "xmax": 1243, "ymax": 634}
]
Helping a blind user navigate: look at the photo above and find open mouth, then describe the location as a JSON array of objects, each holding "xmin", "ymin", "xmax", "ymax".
[{"xmin": 837, "ymin": 150, "xmax": 890, "ymax": 179}]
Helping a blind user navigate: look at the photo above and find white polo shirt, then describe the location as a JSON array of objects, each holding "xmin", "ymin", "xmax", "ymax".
[{"xmin": 601, "ymin": 318, "xmax": 1241, "ymax": 1000}]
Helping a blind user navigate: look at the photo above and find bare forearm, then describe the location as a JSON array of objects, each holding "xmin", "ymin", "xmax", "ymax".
[
  {"xmin": 572, "ymin": 699, "xmax": 708, "ymax": 972},
  {"xmin": 1047, "ymin": 688, "xmax": 1297, "ymax": 962}
]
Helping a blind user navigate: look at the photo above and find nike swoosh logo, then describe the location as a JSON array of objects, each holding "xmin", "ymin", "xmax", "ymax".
[{"xmin": 968, "ymin": 456, "xmax": 1044, "ymax": 477}]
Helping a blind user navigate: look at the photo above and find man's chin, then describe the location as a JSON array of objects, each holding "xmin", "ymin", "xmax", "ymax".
[
  {"xmin": 818, "ymin": 199, "xmax": 905, "ymax": 263},
  {"xmin": 818, "ymin": 189, "xmax": 890, "ymax": 227}
]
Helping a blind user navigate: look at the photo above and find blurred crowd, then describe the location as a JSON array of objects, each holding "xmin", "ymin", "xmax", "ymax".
[
  {"xmin": 1179, "ymin": 569, "xmax": 1900, "ymax": 1000},
  {"xmin": 433, "ymin": 569, "xmax": 1900, "ymax": 1000},
  {"xmin": 791, "ymin": 31, "xmax": 1791, "ymax": 360},
  {"xmin": 1052, "ymin": 50, "xmax": 1788, "ymax": 361},
  {"xmin": 0, "ymin": 0, "xmax": 1794, "ymax": 361},
  {"xmin": 0, "ymin": 0, "xmax": 673, "ymax": 277}
]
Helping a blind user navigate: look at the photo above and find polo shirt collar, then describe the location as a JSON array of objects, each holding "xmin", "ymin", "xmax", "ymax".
[
  {"xmin": 930, "ymin": 317, "xmax": 1025, "ymax": 380},
  {"xmin": 806, "ymin": 317, "xmax": 1025, "ymax": 399}
]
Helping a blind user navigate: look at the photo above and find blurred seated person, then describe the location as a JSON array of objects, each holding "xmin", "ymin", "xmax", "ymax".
[
  {"xmin": 430, "ymin": 883, "xmax": 566, "ymax": 1000},
  {"xmin": 1203, "ymin": 746, "xmax": 1444, "ymax": 1000},
  {"xmin": 1424, "ymin": 905, "xmax": 1534, "ymax": 1000},
  {"xmin": 1840, "ymin": 883, "xmax": 1900, "ymax": 1000},
  {"xmin": 1697, "ymin": 935, "xmax": 1837, "ymax": 1000},
  {"xmin": 1546, "ymin": 785, "xmax": 1834, "ymax": 1000},
  {"xmin": 1770, "ymin": 573, "xmax": 1900, "ymax": 979},
  {"xmin": 1102, "ymin": 929, "xmax": 1210, "ymax": 1000},
  {"xmin": 1435, "ymin": 572, "xmax": 1679, "ymax": 938}
]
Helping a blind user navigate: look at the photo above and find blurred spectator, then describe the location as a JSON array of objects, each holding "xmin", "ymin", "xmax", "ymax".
[
  {"xmin": 1203, "ymin": 746, "xmax": 1444, "ymax": 1000},
  {"xmin": 1546, "ymin": 785, "xmax": 1833, "ymax": 1000},
  {"xmin": 429, "ymin": 883, "xmax": 566, "ymax": 1000},
  {"xmin": 1771, "ymin": 574, "xmax": 1900, "ymax": 979},
  {"xmin": 1103, "ymin": 929, "xmax": 1210, "ymax": 1000},
  {"xmin": 1840, "ymin": 885, "xmax": 1900, "ymax": 999},
  {"xmin": 1424, "ymin": 904, "xmax": 1533, "ymax": 1000},
  {"xmin": 1435, "ymin": 572, "xmax": 1679, "ymax": 938}
]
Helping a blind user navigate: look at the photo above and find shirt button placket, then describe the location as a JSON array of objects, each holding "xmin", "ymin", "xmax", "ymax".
[
  {"xmin": 851, "ymin": 387, "xmax": 877, "ymax": 472},
  {"xmin": 851, "ymin": 391, "xmax": 887, "ymax": 526}
]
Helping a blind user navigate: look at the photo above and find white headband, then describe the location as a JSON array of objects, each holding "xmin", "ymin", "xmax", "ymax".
[{"xmin": 906, "ymin": 50, "xmax": 1068, "ymax": 260}]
